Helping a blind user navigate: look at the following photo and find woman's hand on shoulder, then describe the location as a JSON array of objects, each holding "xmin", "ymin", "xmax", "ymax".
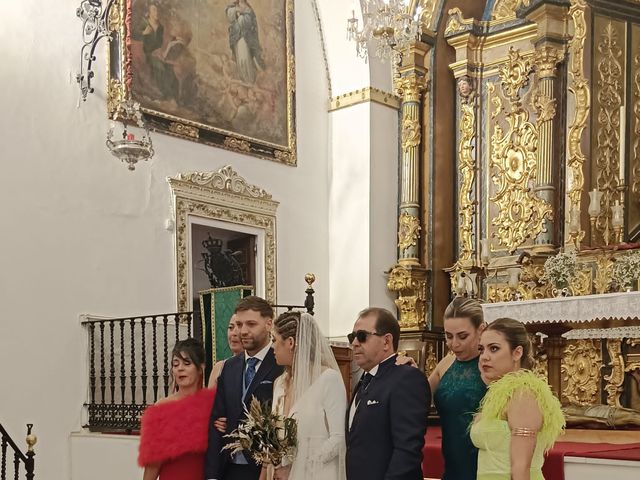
[{"xmin": 395, "ymin": 353, "xmax": 418, "ymax": 368}]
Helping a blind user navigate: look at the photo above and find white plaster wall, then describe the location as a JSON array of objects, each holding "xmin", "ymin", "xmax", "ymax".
[
  {"xmin": 328, "ymin": 103, "xmax": 372, "ymax": 335},
  {"xmin": 368, "ymin": 103, "xmax": 399, "ymax": 313},
  {"xmin": 0, "ymin": 1, "xmax": 329, "ymax": 478},
  {"xmin": 327, "ymin": 102, "xmax": 398, "ymax": 336}
]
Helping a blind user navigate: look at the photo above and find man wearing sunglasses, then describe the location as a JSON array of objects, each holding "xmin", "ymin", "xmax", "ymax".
[{"xmin": 345, "ymin": 307, "xmax": 430, "ymax": 480}]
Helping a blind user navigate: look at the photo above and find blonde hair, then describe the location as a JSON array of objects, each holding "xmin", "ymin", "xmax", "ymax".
[{"xmin": 443, "ymin": 297, "xmax": 484, "ymax": 329}]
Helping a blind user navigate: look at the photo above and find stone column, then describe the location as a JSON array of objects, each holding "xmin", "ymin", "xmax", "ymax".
[{"xmin": 387, "ymin": 42, "xmax": 430, "ymax": 331}]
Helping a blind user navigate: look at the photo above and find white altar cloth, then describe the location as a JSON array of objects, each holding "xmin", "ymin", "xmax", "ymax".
[{"xmin": 482, "ymin": 291, "xmax": 640, "ymax": 324}]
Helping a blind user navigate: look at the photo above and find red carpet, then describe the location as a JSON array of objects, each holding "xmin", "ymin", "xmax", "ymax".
[{"xmin": 422, "ymin": 426, "xmax": 640, "ymax": 480}]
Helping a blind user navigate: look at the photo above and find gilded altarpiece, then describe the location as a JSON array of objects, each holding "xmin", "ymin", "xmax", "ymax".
[{"xmin": 439, "ymin": 0, "xmax": 640, "ymax": 411}]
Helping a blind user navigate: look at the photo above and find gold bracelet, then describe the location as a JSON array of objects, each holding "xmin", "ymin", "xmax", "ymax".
[{"xmin": 511, "ymin": 427, "xmax": 538, "ymax": 437}]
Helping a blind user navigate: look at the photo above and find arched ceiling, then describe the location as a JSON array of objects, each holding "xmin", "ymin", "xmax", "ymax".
[{"xmin": 312, "ymin": 0, "xmax": 452, "ymax": 97}]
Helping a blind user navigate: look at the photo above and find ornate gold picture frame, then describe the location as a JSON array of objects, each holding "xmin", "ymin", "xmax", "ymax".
[
  {"xmin": 108, "ymin": 0, "xmax": 297, "ymax": 165},
  {"xmin": 168, "ymin": 165, "xmax": 278, "ymax": 312}
]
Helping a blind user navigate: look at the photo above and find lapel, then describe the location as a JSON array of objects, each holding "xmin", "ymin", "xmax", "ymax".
[
  {"xmin": 228, "ymin": 355, "xmax": 244, "ymax": 411},
  {"xmin": 243, "ymin": 347, "xmax": 276, "ymax": 404},
  {"xmin": 349, "ymin": 354, "xmax": 398, "ymax": 434}
]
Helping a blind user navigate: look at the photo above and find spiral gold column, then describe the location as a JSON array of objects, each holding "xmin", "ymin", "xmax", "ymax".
[{"xmin": 387, "ymin": 42, "xmax": 429, "ymax": 331}]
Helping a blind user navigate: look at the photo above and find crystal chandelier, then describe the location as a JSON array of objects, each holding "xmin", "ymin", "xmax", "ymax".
[
  {"xmin": 347, "ymin": 0, "xmax": 423, "ymax": 61},
  {"xmin": 106, "ymin": 99, "xmax": 154, "ymax": 171},
  {"xmin": 76, "ymin": 0, "xmax": 155, "ymax": 171}
]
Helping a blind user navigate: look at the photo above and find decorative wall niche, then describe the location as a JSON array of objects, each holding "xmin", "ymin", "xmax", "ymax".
[{"xmin": 168, "ymin": 165, "xmax": 278, "ymax": 312}]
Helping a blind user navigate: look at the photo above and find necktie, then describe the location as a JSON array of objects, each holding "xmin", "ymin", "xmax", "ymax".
[
  {"xmin": 245, "ymin": 357, "xmax": 259, "ymax": 388},
  {"xmin": 356, "ymin": 373, "xmax": 373, "ymax": 403}
]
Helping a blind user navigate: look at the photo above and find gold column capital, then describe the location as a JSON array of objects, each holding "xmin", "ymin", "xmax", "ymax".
[
  {"xmin": 395, "ymin": 71, "xmax": 429, "ymax": 102},
  {"xmin": 387, "ymin": 264, "xmax": 428, "ymax": 331},
  {"xmin": 534, "ymin": 45, "xmax": 565, "ymax": 78}
]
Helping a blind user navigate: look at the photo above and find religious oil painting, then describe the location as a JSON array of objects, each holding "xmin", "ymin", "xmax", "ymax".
[{"xmin": 108, "ymin": 0, "xmax": 296, "ymax": 165}]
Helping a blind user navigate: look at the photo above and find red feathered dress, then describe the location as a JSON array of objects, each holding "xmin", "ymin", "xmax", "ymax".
[{"xmin": 138, "ymin": 388, "xmax": 216, "ymax": 480}]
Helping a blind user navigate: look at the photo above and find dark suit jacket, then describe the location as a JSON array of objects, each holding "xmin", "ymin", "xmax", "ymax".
[
  {"xmin": 204, "ymin": 348, "xmax": 284, "ymax": 479},
  {"xmin": 346, "ymin": 354, "xmax": 430, "ymax": 480}
]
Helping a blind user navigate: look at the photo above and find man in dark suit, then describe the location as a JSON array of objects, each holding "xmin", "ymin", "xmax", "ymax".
[
  {"xmin": 346, "ymin": 307, "xmax": 430, "ymax": 480},
  {"xmin": 205, "ymin": 296, "xmax": 284, "ymax": 480}
]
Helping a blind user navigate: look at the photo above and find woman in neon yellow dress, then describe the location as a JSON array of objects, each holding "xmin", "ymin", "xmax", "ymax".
[{"xmin": 471, "ymin": 318, "xmax": 565, "ymax": 480}]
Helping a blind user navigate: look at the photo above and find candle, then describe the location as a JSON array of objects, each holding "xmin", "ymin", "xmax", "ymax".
[
  {"xmin": 612, "ymin": 200, "xmax": 624, "ymax": 228},
  {"xmin": 507, "ymin": 268, "xmax": 520, "ymax": 290},
  {"xmin": 620, "ymin": 105, "xmax": 626, "ymax": 183},
  {"xmin": 588, "ymin": 189, "xmax": 602, "ymax": 217},
  {"xmin": 480, "ymin": 238, "xmax": 491, "ymax": 265},
  {"xmin": 455, "ymin": 272, "xmax": 466, "ymax": 296},
  {"xmin": 569, "ymin": 207, "xmax": 580, "ymax": 234}
]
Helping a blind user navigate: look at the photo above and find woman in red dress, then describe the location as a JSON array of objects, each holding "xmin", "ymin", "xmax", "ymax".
[{"xmin": 138, "ymin": 338, "xmax": 216, "ymax": 480}]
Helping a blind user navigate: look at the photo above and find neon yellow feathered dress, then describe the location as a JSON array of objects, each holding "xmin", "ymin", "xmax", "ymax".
[{"xmin": 470, "ymin": 370, "xmax": 565, "ymax": 480}]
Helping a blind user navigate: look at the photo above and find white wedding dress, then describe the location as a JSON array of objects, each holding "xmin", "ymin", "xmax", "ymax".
[{"xmin": 269, "ymin": 314, "xmax": 347, "ymax": 480}]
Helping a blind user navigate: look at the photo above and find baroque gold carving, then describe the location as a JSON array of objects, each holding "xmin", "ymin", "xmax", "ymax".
[
  {"xmin": 595, "ymin": 19, "xmax": 625, "ymax": 245},
  {"xmin": 490, "ymin": 48, "xmax": 552, "ymax": 253},
  {"xmin": 566, "ymin": 0, "xmax": 590, "ymax": 247},
  {"xmin": 175, "ymin": 167, "xmax": 273, "ymax": 199},
  {"xmin": 274, "ymin": 149, "xmax": 295, "ymax": 165},
  {"xmin": 594, "ymin": 254, "xmax": 614, "ymax": 293},
  {"xmin": 458, "ymin": 89, "xmax": 476, "ymax": 261},
  {"xmin": 401, "ymin": 115, "xmax": 422, "ymax": 153},
  {"xmin": 425, "ymin": 342, "xmax": 438, "ymax": 377},
  {"xmin": 633, "ymin": 52, "xmax": 640, "ymax": 201},
  {"xmin": 387, "ymin": 265, "xmax": 427, "ymax": 330},
  {"xmin": 492, "ymin": 0, "xmax": 531, "ymax": 21},
  {"xmin": 107, "ymin": 78, "xmax": 125, "ymax": 119},
  {"xmin": 562, "ymin": 339, "xmax": 601, "ymax": 405},
  {"xmin": 395, "ymin": 73, "xmax": 427, "ymax": 103},
  {"xmin": 569, "ymin": 268, "xmax": 592, "ymax": 296},
  {"xmin": 169, "ymin": 166, "xmax": 279, "ymax": 312},
  {"xmin": 223, "ymin": 137, "xmax": 251, "ymax": 153},
  {"xmin": 169, "ymin": 122, "xmax": 199, "ymax": 139},
  {"xmin": 534, "ymin": 46, "xmax": 564, "ymax": 79},
  {"xmin": 604, "ymin": 338, "xmax": 625, "ymax": 407},
  {"xmin": 531, "ymin": 89, "xmax": 557, "ymax": 123},
  {"xmin": 444, "ymin": 8, "xmax": 473, "ymax": 36},
  {"xmin": 398, "ymin": 212, "xmax": 421, "ymax": 253}
]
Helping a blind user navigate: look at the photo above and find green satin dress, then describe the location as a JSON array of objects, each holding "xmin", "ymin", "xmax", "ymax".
[{"xmin": 433, "ymin": 356, "xmax": 486, "ymax": 480}]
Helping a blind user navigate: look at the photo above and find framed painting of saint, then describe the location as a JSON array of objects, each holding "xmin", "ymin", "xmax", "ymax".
[{"xmin": 107, "ymin": 0, "xmax": 296, "ymax": 165}]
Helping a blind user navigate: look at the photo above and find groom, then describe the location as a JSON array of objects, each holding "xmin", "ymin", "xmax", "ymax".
[
  {"xmin": 346, "ymin": 307, "xmax": 430, "ymax": 480},
  {"xmin": 205, "ymin": 296, "xmax": 283, "ymax": 480}
]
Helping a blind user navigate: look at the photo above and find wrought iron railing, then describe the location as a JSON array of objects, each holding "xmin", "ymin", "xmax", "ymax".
[
  {"xmin": 81, "ymin": 312, "xmax": 193, "ymax": 432},
  {"xmin": 0, "ymin": 423, "xmax": 36, "ymax": 480}
]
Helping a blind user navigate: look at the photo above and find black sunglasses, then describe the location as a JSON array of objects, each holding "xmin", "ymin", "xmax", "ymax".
[{"xmin": 348, "ymin": 330, "xmax": 385, "ymax": 344}]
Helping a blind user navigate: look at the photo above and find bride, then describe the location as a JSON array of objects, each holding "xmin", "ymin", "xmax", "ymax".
[{"xmin": 262, "ymin": 311, "xmax": 347, "ymax": 480}]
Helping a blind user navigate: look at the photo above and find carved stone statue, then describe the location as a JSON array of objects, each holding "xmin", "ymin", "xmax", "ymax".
[{"xmin": 563, "ymin": 403, "xmax": 640, "ymax": 429}]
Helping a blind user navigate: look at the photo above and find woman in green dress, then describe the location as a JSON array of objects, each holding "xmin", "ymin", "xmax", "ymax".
[
  {"xmin": 429, "ymin": 297, "xmax": 487, "ymax": 480},
  {"xmin": 472, "ymin": 318, "xmax": 565, "ymax": 480}
]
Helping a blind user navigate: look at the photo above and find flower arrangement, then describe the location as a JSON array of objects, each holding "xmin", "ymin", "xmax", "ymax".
[
  {"xmin": 541, "ymin": 251, "xmax": 577, "ymax": 291},
  {"xmin": 613, "ymin": 251, "xmax": 640, "ymax": 291},
  {"xmin": 223, "ymin": 397, "xmax": 297, "ymax": 467}
]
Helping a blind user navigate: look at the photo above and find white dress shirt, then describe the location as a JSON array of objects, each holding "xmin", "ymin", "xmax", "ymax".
[{"xmin": 348, "ymin": 353, "xmax": 395, "ymax": 428}]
